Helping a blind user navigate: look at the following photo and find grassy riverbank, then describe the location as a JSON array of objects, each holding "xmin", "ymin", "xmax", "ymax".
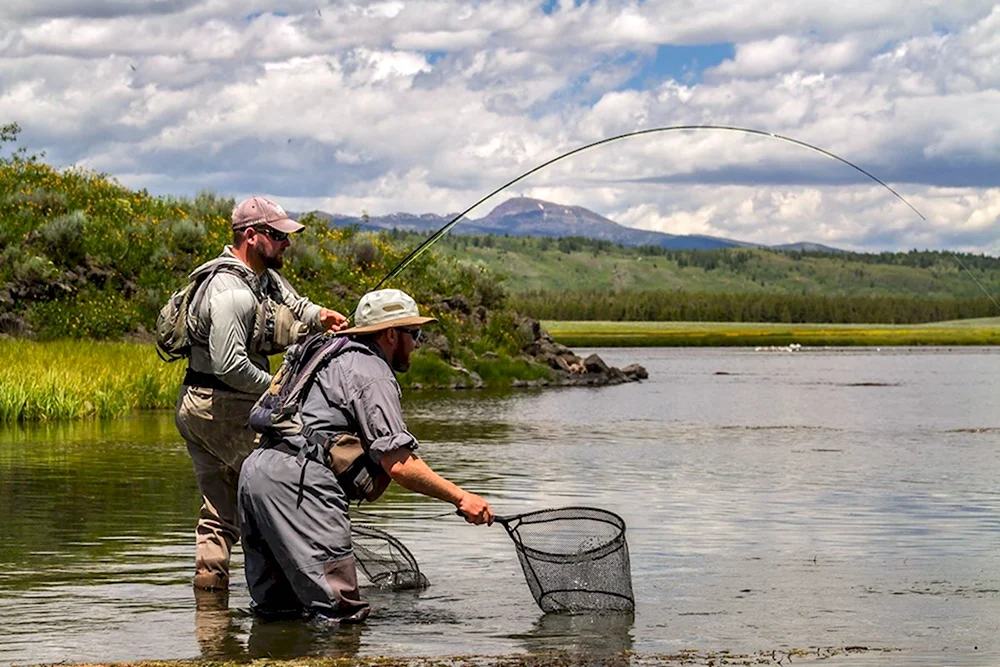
[
  {"xmin": 0, "ymin": 340, "xmax": 182, "ymax": 422},
  {"xmin": 0, "ymin": 339, "xmax": 550, "ymax": 423},
  {"xmin": 544, "ymin": 317, "xmax": 1000, "ymax": 347}
]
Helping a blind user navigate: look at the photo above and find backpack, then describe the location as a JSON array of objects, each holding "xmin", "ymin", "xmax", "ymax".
[
  {"xmin": 155, "ymin": 262, "xmax": 257, "ymax": 362},
  {"xmin": 248, "ymin": 333, "xmax": 392, "ymax": 503}
]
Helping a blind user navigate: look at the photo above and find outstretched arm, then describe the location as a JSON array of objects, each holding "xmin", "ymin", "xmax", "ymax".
[{"xmin": 380, "ymin": 448, "xmax": 494, "ymax": 526}]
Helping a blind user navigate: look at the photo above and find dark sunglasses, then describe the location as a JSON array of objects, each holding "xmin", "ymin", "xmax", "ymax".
[
  {"xmin": 396, "ymin": 327, "xmax": 422, "ymax": 342},
  {"xmin": 253, "ymin": 226, "xmax": 290, "ymax": 242}
]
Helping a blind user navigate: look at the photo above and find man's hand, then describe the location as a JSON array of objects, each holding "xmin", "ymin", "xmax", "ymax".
[
  {"xmin": 319, "ymin": 308, "xmax": 349, "ymax": 332},
  {"xmin": 457, "ymin": 492, "xmax": 494, "ymax": 526}
]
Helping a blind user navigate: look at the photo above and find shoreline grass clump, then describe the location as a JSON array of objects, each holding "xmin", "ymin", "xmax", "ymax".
[
  {"xmin": 544, "ymin": 319, "xmax": 1000, "ymax": 347},
  {"xmin": 0, "ymin": 340, "xmax": 184, "ymax": 422}
]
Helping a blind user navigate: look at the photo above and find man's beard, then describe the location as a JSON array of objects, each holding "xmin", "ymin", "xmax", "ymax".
[
  {"xmin": 391, "ymin": 344, "xmax": 410, "ymax": 373},
  {"xmin": 263, "ymin": 253, "xmax": 284, "ymax": 270}
]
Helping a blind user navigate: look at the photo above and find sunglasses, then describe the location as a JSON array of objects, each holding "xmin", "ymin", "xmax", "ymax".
[
  {"xmin": 396, "ymin": 327, "xmax": 422, "ymax": 343},
  {"xmin": 253, "ymin": 226, "xmax": 290, "ymax": 242}
]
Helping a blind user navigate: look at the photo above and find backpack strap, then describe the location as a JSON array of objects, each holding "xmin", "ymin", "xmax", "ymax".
[
  {"xmin": 280, "ymin": 335, "xmax": 353, "ymax": 414},
  {"xmin": 186, "ymin": 261, "xmax": 266, "ymax": 347}
]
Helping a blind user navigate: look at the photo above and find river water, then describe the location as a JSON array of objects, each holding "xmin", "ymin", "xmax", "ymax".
[{"xmin": 0, "ymin": 347, "xmax": 998, "ymax": 665}]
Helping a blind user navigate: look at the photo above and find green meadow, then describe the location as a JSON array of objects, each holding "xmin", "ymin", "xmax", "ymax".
[{"xmin": 544, "ymin": 317, "xmax": 1000, "ymax": 347}]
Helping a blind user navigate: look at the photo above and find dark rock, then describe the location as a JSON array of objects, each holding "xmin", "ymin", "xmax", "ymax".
[
  {"xmin": 583, "ymin": 353, "xmax": 610, "ymax": 374},
  {"xmin": 443, "ymin": 294, "xmax": 472, "ymax": 314},
  {"xmin": 422, "ymin": 331, "xmax": 451, "ymax": 361},
  {"xmin": 558, "ymin": 352, "xmax": 582, "ymax": 366},
  {"xmin": 550, "ymin": 355, "xmax": 572, "ymax": 372},
  {"xmin": 0, "ymin": 312, "xmax": 29, "ymax": 337},
  {"xmin": 621, "ymin": 363, "xmax": 648, "ymax": 380}
]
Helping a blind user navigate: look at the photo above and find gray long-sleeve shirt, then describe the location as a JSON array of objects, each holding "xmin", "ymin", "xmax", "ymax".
[
  {"xmin": 187, "ymin": 247, "xmax": 325, "ymax": 395},
  {"xmin": 295, "ymin": 339, "xmax": 419, "ymax": 465}
]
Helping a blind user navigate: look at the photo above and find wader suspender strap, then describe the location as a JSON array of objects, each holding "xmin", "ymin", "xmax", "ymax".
[
  {"xmin": 274, "ymin": 336, "xmax": 355, "ymax": 506},
  {"xmin": 188, "ymin": 262, "xmax": 266, "ymax": 344}
]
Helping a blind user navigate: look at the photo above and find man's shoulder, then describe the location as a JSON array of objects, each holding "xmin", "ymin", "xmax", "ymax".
[
  {"xmin": 327, "ymin": 341, "xmax": 394, "ymax": 385},
  {"xmin": 205, "ymin": 270, "xmax": 258, "ymax": 297}
]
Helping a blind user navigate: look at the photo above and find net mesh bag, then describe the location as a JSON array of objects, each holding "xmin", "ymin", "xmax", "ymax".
[
  {"xmin": 351, "ymin": 523, "xmax": 429, "ymax": 591},
  {"xmin": 500, "ymin": 507, "xmax": 634, "ymax": 613}
]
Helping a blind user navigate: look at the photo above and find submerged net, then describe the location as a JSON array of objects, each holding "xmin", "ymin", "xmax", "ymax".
[
  {"xmin": 500, "ymin": 507, "xmax": 634, "ymax": 613},
  {"xmin": 351, "ymin": 523, "xmax": 429, "ymax": 591}
]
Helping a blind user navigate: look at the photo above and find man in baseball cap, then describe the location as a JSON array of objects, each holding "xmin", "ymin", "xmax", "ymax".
[
  {"xmin": 238, "ymin": 288, "xmax": 493, "ymax": 624},
  {"xmin": 176, "ymin": 195, "xmax": 348, "ymax": 593},
  {"xmin": 230, "ymin": 196, "xmax": 304, "ymax": 271}
]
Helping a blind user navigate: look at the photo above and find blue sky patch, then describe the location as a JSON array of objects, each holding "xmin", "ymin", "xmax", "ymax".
[
  {"xmin": 624, "ymin": 43, "xmax": 735, "ymax": 88},
  {"xmin": 245, "ymin": 10, "xmax": 289, "ymax": 21}
]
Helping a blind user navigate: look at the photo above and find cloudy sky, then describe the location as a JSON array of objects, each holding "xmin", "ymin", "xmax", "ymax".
[{"xmin": 1, "ymin": 1, "xmax": 998, "ymax": 252}]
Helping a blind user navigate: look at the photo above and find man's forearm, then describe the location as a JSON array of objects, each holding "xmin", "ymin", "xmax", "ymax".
[{"xmin": 381, "ymin": 449, "xmax": 465, "ymax": 506}]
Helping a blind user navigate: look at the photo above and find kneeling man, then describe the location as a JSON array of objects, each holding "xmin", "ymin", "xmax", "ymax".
[{"xmin": 238, "ymin": 288, "xmax": 493, "ymax": 623}]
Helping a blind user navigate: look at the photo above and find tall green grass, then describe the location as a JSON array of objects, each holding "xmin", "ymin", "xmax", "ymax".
[
  {"xmin": 0, "ymin": 340, "xmax": 183, "ymax": 422},
  {"xmin": 0, "ymin": 339, "xmax": 553, "ymax": 422}
]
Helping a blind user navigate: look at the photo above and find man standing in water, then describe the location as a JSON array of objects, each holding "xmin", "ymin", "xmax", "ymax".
[
  {"xmin": 238, "ymin": 288, "xmax": 494, "ymax": 623},
  {"xmin": 175, "ymin": 196, "xmax": 348, "ymax": 591}
]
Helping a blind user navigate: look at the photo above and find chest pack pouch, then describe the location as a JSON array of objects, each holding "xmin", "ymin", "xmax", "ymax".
[{"xmin": 323, "ymin": 433, "xmax": 392, "ymax": 503}]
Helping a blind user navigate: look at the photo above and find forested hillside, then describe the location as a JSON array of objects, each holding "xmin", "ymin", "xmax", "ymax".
[{"xmin": 419, "ymin": 233, "xmax": 1000, "ymax": 323}]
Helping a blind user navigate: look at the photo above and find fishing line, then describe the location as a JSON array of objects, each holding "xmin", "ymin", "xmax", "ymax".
[{"xmin": 361, "ymin": 125, "xmax": 999, "ymax": 313}]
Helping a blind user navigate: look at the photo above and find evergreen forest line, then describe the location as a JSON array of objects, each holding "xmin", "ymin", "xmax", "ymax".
[{"xmin": 416, "ymin": 233, "xmax": 1000, "ymax": 323}]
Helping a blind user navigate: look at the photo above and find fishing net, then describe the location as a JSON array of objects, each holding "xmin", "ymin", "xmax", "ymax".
[
  {"xmin": 500, "ymin": 507, "xmax": 634, "ymax": 613},
  {"xmin": 351, "ymin": 523, "xmax": 429, "ymax": 591}
]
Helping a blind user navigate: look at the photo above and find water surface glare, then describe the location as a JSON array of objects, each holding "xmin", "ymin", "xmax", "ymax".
[{"xmin": 0, "ymin": 347, "xmax": 998, "ymax": 665}]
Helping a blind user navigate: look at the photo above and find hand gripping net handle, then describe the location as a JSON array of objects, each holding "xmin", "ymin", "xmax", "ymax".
[{"xmin": 497, "ymin": 507, "xmax": 634, "ymax": 614}]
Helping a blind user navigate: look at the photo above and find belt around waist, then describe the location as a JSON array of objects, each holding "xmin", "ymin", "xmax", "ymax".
[{"xmin": 183, "ymin": 368, "xmax": 238, "ymax": 392}]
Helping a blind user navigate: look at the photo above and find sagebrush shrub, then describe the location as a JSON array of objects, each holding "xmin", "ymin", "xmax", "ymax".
[{"xmin": 37, "ymin": 210, "xmax": 86, "ymax": 266}]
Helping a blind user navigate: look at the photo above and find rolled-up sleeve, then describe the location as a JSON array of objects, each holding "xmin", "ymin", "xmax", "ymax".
[{"xmin": 349, "ymin": 377, "xmax": 418, "ymax": 464}]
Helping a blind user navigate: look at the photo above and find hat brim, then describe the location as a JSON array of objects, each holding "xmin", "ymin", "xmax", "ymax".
[
  {"xmin": 267, "ymin": 217, "xmax": 305, "ymax": 233},
  {"xmin": 336, "ymin": 315, "xmax": 437, "ymax": 337}
]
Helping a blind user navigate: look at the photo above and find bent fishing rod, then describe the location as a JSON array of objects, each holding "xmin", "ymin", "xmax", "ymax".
[{"xmin": 362, "ymin": 124, "xmax": 1000, "ymax": 313}]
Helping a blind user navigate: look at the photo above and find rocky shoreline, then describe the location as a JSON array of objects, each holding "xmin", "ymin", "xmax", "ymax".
[{"xmin": 412, "ymin": 317, "xmax": 648, "ymax": 390}]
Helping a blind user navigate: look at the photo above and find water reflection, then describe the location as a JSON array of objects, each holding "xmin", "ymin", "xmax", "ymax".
[
  {"xmin": 514, "ymin": 612, "xmax": 635, "ymax": 656},
  {"xmin": 1, "ymin": 348, "xmax": 999, "ymax": 665}
]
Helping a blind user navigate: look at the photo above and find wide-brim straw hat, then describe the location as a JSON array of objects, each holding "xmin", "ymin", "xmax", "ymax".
[{"xmin": 337, "ymin": 288, "xmax": 437, "ymax": 336}]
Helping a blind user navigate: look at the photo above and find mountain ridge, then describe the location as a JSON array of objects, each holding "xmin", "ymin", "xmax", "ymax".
[{"xmin": 302, "ymin": 197, "xmax": 843, "ymax": 253}]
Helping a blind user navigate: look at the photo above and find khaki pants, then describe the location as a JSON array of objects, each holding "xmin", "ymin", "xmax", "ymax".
[{"xmin": 175, "ymin": 385, "xmax": 259, "ymax": 585}]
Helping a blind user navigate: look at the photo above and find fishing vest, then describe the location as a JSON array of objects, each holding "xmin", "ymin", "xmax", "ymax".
[{"xmin": 155, "ymin": 257, "xmax": 309, "ymax": 362}]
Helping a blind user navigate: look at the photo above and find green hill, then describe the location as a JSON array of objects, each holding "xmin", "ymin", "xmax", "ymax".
[
  {"xmin": 0, "ymin": 123, "xmax": 549, "ymax": 398},
  {"xmin": 420, "ymin": 233, "xmax": 1000, "ymax": 323},
  {"xmin": 429, "ymin": 233, "xmax": 998, "ymax": 298}
]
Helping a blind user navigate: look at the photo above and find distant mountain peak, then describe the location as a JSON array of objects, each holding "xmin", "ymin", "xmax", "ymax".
[{"xmin": 309, "ymin": 196, "xmax": 840, "ymax": 253}]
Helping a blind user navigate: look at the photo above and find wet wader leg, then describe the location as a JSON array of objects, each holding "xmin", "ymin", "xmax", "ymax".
[
  {"xmin": 239, "ymin": 448, "xmax": 370, "ymax": 623},
  {"xmin": 176, "ymin": 385, "xmax": 259, "ymax": 589},
  {"xmin": 239, "ymin": 468, "xmax": 303, "ymax": 618}
]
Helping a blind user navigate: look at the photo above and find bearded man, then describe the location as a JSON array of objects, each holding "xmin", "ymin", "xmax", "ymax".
[{"xmin": 175, "ymin": 195, "xmax": 348, "ymax": 591}]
